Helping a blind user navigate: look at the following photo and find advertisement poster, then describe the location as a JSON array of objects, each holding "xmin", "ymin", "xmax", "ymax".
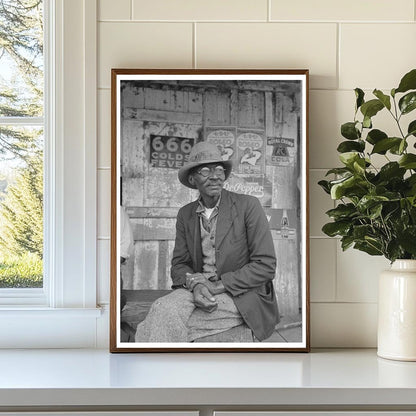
[
  {"xmin": 236, "ymin": 130, "xmax": 265, "ymax": 175},
  {"xmin": 266, "ymin": 136, "xmax": 296, "ymax": 167},
  {"xmin": 149, "ymin": 134, "xmax": 194, "ymax": 169},
  {"xmin": 205, "ymin": 127, "xmax": 236, "ymax": 162},
  {"xmin": 224, "ymin": 173, "xmax": 272, "ymax": 207}
]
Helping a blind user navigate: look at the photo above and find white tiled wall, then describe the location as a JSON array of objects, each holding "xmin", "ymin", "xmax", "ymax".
[
  {"xmin": 96, "ymin": 0, "xmax": 416, "ymax": 347},
  {"xmin": 196, "ymin": 23, "xmax": 338, "ymax": 89}
]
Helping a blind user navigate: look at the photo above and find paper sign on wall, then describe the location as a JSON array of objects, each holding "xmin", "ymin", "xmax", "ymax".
[
  {"xmin": 205, "ymin": 127, "xmax": 236, "ymax": 162},
  {"xmin": 149, "ymin": 135, "xmax": 195, "ymax": 169},
  {"xmin": 266, "ymin": 136, "xmax": 296, "ymax": 167},
  {"xmin": 224, "ymin": 174, "xmax": 272, "ymax": 207},
  {"xmin": 236, "ymin": 131, "xmax": 265, "ymax": 175}
]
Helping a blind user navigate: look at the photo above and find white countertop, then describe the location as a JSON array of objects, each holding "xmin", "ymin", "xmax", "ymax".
[{"xmin": 0, "ymin": 348, "xmax": 416, "ymax": 408}]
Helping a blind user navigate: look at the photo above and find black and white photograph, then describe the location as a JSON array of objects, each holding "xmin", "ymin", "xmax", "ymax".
[{"xmin": 110, "ymin": 69, "xmax": 309, "ymax": 352}]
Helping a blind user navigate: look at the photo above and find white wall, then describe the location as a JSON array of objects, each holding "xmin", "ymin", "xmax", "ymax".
[{"xmin": 96, "ymin": 0, "xmax": 416, "ymax": 348}]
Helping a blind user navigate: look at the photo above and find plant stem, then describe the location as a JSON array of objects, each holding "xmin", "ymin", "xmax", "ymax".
[
  {"xmin": 380, "ymin": 214, "xmax": 391, "ymax": 241},
  {"xmin": 390, "ymin": 97, "xmax": 406, "ymax": 139}
]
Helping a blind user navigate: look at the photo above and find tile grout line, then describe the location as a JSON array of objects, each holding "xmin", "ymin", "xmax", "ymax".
[
  {"xmin": 193, "ymin": 22, "xmax": 197, "ymax": 68},
  {"xmin": 309, "ymin": 168, "xmax": 339, "ymax": 171},
  {"xmin": 309, "ymin": 235, "xmax": 340, "ymax": 239},
  {"xmin": 98, "ymin": 19, "xmax": 415, "ymax": 24},
  {"xmin": 130, "ymin": 0, "xmax": 133, "ymax": 20},
  {"xmin": 336, "ymin": 22, "xmax": 341, "ymax": 90},
  {"xmin": 329, "ymin": 173, "xmax": 338, "ymax": 302},
  {"xmin": 333, "ymin": 229, "xmax": 339, "ymax": 303},
  {"xmin": 311, "ymin": 301, "xmax": 378, "ymax": 305}
]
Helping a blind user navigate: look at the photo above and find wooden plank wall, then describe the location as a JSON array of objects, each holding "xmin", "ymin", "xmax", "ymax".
[{"xmin": 120, "ymin": 81, "xmax": 303, "ymax": 317}]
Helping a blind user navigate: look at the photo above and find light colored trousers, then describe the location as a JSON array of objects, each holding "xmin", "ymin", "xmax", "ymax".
[{"xmin": 135, "ymin": 288, "xmax": 246, "ymax": 342}]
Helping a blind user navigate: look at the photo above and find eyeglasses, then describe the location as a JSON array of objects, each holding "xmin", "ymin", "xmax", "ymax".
[{"xmin": 196, "ymin": 165, "xmax": 226, "ymax": 178}]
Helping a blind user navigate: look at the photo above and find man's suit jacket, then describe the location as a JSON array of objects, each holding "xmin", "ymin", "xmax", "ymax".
[{"xmin": 171, "ymin": 189, "xmax": 279, "ymax": 341}]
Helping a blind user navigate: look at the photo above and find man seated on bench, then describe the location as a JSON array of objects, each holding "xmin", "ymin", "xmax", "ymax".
[{"xmin": 135, "ymin": 142, "xmax": 279, "ymax": 343}]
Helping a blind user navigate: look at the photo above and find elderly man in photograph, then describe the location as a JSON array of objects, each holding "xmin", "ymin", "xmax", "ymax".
[{"xmin": 135, "ymin": 141, "xmax": 279, "ymax": 343}]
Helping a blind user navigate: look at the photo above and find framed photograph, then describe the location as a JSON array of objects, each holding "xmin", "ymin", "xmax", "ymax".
[{"xmin": 110, "ymin": 69, "xmax": 310, "ymax": 352}]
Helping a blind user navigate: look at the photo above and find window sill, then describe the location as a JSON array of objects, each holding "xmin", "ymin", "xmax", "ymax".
[
  {"xmin": 0, "ymin": 306, "xmax": 102, "ymax": 316},
  {"xmin": 0, "ymin": 288, "xmax": 47, "ymax": 306},
  {"xmin": 0, "ymin": 307, "xmax": 103, "ymax": 348}
]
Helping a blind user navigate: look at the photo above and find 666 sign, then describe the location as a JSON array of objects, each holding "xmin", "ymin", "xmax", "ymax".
[{"xmin": 149, "ymin": 135, "xmax": 195, "ymax": 169}]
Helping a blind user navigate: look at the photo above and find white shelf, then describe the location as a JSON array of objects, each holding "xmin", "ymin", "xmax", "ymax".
[{"xmin": 0, "ymin": 349, "xmax": 415, "ymax": 409}]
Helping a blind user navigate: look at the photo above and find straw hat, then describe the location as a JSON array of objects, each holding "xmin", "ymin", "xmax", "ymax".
[{"xmin": 178, "ymin": 141, "xmax": 233, "ymax": 189}]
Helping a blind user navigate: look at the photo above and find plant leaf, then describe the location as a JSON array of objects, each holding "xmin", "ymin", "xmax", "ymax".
[
  {"xmin": 360, "ymin": 99, "xmax": 384, "ymax": 119},
  {"xmin": 322, "ymin": 221, "xmax": 351, "ymax": 237},
  {"xmin": 329, "ymin": 175, "xmax": 354, "ymax": 186},
  {"xmin": 325, "ymin": 167, "xmax": 352, "ymax": 176},
  {"xmin": 390, "ymin": 139, "xmax": 408, "ymax": 155},
  {"xmin": 338, "ymin": 152, "xmax": 370, "ymax": 175},
  {"xmin": 354, "ymin": 241, "xmax": 383, "ymax": 256},
  {"xmin": 318, "ymin": 180, "xmax": 331, "ymax": 194},
  {"xmin": 371, "ymin": 137, "xmax": 402, "ymax": 154},
  {"xmin": 337, "ymin": 140, "xmax": 365, "ymax": 153},
  {"xmin": 399, "ymin": 154, "xmax": 416, "ymax": 169},
  {"xmin": 355, "ymin": 88, "xmax": 365, "ymax": 110},
  {"xmin": 330, "ymin": 176, "xmax": 354, "ymax": 199},
  {"xmin": 398, "ymin": 227, "xmax": 416, "ymax": 255},
  {"xmin": 353, "ymin": 224, "xmax": 374, "ymax": 240},
  {"xmin": 406, "ymin": 174, "xmax": 416, "ymax": 186},
  {"xmin": 407, "ymin": 196, "xmax": 416, "ymax": 207},
  {"xmin": 405, "ymin": 175, "xmax": 416, "ymax": 197},
  {"xmin": 357, "ymin": 195, "xmax": 389, "ymax": 212},
  {"xmin": 386, "ymin": 240, "xmax": 403, "ymax": 263},
  {"xmin": 377, "ymin": 162, "xmax": 406, "ymax": 181},
  {"xmin": 353, "ymin": 158, "xmax": 366, "ymax": 174},
  {"xmin": 339, "ymin": 151, "xmax": 360, "ymax": 167},
  {"xmin": 363, "ymin": 116, "xmax": 372, "ymax": 129},
  {"xmin": 341, "ymin": 235, "xmax": 355, "ymax": 251},
  {"xmin": 330, "ymin": 175, "xmax": 366, "ymax": 200},
  {"xmin": 408, "ymin": 120, "xmax": 416, "ymax": 138},
  {"xmin": 373, "ymin": 89, "xmax": 391, "ymax": 110},
  {"xmin": 369, "ymin": 203, "xmax": 383, "ymax": 219},
  {"xmin": 384, "ymin": 203, "xmax": 401, "ymax": 223},
  {"xmin": 341, "ymin": 122, "xmax": 360, "ymax": 140},
  {"xmin": 395, "ymin": 69, "xmax": 416, "ymax": 94},
  {"xmin": 399, "ymin": 92, "xmax": 416, "ymax": 115},
  {"xmin": 410, "ymin": 206, "xmax": 416, "ymax": 222},
  {"xmin": 326, "ymin": 203, "xmax": 357, "ymax": 220},
  {"xmin": 365, "ymin": 236, "xmax": 384, "ymax": 252},
  {"xmin": 366, "ymin": 129, "xmax": 387, "ymax": 145}
]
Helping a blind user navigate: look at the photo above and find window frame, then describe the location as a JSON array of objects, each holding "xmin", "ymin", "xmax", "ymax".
[{"xmin": 0, "ymin": 0, "xmax": 100, "ymax": 348}]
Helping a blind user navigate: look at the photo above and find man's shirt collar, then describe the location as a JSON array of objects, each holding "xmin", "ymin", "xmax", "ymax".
[{"xmin": 196, "ymin": 195, "xmax": 221, "ymax": 214}]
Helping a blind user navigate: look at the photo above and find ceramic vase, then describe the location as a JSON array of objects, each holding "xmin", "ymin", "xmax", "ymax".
[{"xmin": 378, "ymin": 259, "xmax": 416, "ymax": 361}]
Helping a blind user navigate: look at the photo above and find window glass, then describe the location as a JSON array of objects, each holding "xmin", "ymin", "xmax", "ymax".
[{"xmin": 0, "ymin": 0, "xmax": 44, "ymax": 289}]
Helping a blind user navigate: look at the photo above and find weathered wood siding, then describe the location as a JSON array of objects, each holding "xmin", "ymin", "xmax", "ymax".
[{"xmin": 121, "ymin": 81, "xmax": 303, "ymax": 317}]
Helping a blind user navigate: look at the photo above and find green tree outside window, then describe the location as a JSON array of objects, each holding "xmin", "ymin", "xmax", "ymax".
[{"xmin": 0, "ymin": 0, "xmax": 44, "ymax": 288}]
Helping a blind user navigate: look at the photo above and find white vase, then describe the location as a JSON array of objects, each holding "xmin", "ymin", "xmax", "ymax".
[{"xmin": 378, "ymin": 259, "xmax": 416, "ymax": 361}]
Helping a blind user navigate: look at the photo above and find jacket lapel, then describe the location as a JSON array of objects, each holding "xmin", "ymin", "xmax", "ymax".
[
  {"xmin": 188, "ymin": 201, "xmax": 203, "ymax": 272},
  {"xmin": 215, "ymin": 190, "xmax": 235, "ymax": 249}
]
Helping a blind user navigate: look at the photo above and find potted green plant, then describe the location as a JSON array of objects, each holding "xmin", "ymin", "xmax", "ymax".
[{"xmin": 319, "ymin": 68, "xmax": 416, "ymax": 361}]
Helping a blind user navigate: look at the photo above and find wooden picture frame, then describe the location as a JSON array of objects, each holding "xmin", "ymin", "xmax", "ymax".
[{"xmin": 110, "ymin": 69, "xmax": 310, "ymax": 352}]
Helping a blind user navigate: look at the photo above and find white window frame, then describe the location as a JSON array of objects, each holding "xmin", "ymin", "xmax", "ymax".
[{"xmin": 0, "ymin": 0, "xmax": 101, "ymax": 348}]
